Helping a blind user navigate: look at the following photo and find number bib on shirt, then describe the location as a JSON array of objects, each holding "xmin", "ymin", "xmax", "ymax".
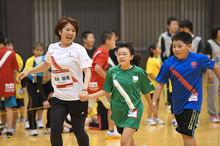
[
  {"xmin": 128, "ymin": 109, "xmax": 138, "ymax": 118},
  {"xmin": 188, "ymin": 93, "xmax": 198, "ymax": 101},
  {"xmin": 53, "ymin": 72, "xmax": 74, "ymax": 88}
]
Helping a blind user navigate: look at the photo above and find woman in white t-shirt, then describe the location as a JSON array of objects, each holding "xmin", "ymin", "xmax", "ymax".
[{"xmin": 19, "ymin": 17, "xmax": 91, "ymax": 146}]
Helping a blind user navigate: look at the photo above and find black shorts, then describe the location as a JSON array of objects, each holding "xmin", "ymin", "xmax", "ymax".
[
  {"xmin": 14, "ymin": 99, "xmax": 25, "ymax": 108},
  {"xmin": 116, "ymin": 127, "xmax": 138, "ymax": 135},
  {"xmin": 175, "ymin": 109, "xmax": 199, "ymax": 137}
]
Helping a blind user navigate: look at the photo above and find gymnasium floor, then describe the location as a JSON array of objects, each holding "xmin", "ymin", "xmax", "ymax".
[{"xmin": 0, "ymin": 75, "xmax": 220, "ymax": 146}]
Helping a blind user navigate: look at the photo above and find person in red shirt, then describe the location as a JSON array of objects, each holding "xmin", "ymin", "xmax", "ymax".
[
  {"xmin": 88, "ymin": 31, "xmax": 121, "ymax": 139},
  {"xmin": 0, "ymin": 31, "xmax": 18, "ymax": 138}
]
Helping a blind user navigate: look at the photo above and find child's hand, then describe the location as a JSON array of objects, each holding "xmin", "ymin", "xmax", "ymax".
[
  {"xmin": 43, "ymin": 100, "xmax": 50, "ymax": 109},
  {"xmin": 79, "ymin": 91, "xmax": 88, "ymax": 101},
  {"xmin": 18, "ymin": 71, "xmax": 29, "ymax": 81}
]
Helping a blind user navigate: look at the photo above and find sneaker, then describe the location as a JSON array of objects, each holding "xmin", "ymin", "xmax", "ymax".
[
  {"xmin": 25, "ymin": 120, "xmax": 30, "ymax": 129},
  {"xmin": 20, "ymin": 118, "xmax": 25, "ymax": 122},
  {"xmin": 106, "ymin": 129, "xmax": 121, "ymax": 139},
  {"xmin": 154, "ymin": 117, "xmax": 165, "ymax": 124},
  {"xmin": 172, "ymin": 119, "xmax": 178, "ymax": 126},
  {"xmin": 45, "ymin": 128, "xmax": 51, "ymax": 134},
  {"xmin": 63, "ymin": 127, "xmax": 70, "ymax": 133},
  {"xmin": 2, "ymin": 124, "xmax": 8, "ymax": 134},
  {"xmin": 37, "ymin": 119, "xmax": 44, "ymax": 129},
  {"xmin": 30, "ymin": 130, "xmax": 38, "ymax": 136},
  {"xmin": 16, "ymin": 118, "xmax": 20, "ymax": 123},
  {"xmin": 6, "ymin": 131, "xmax": 13, "ymax": 138},
  {"xmin": 210, "ymin": 115, "xmax": 220, "ymax": 123},
  {"xmin": 0, "ymin": 123, "xmax": 3, "ymax": 132},
  {"xmin": 145, "ymin": 118, "xmax": 157, "ymax": 125},
  {"xmin": 12, "ymin": 127, "xmax": 16, "ymax": 134}
]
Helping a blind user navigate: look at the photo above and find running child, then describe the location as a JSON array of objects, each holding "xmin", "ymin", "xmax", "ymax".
[
  {"xmin": 152, "ymin": 32, "xmax": 220, "ymax": 146},
  {"xmin": 80, "ymin": 42, "xmax": 156, "ymax": 146}
]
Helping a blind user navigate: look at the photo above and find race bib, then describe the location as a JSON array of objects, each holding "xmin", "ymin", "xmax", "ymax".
[
  {"xmin": 53, "ymin": 72, "xmax": 74, "ymax": 88},
  {"xmin": 128, "ymin": 109, "xmax": 137, "ymax": 118},
  {"xmin": 188, "ymin": 93, "xmax": 198, "ymax": 101},
  {"xmin": 88, "ymin": 82, "xmax": 99, "ymax": 91}
]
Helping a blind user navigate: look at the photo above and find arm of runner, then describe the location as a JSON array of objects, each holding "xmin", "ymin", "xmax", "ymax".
[
  {"xmin": 148, "ymin": 73, "xmax": 157, "ymax": 80},
  {"xmin": 13, "ymin": 69, "xmax": 17, "ymax": 84},
  {"xmin": 144, "ymin": 93, "xmax": 157, "ymax": 115},
  {"xmin": 152, "ymin": 82, "xmax": 165, "ymax": 108},
  {"xmin": 79, "ymin": 90, "xmax": 110, "ymax": 102},
  {"xmin": 78, "ymin": 67, "xmax": 91, "ymax": 100},
  {"xmin": 18, "ymin": 62, "xmax": 51, "ymax": 81},
  {"xmin": 94, "ymin": 64, "xmax": 106, "ymax": 79},
  {"xmin": 213, "ymin": 63, "xmax": 220, "ymax": 82}
]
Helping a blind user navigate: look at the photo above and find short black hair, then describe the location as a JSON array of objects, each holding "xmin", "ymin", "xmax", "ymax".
[
  {"xmin": 167, "ymin": 17, "xmax": 178, "ymax": 25},
  {"xmin": 6, "ymin": 39, "xmax": 13, "ymax": 46},
  {"xmin": 82, "ymin": 31, "xmax": 93, "ymax": 39},
  {"xmin": 33, "ymin": 42, "xmax": 44, "ymax": 50},
  {"xmin": 211, "ymin": 24, "xmax": 220, "ymax": 40},
  {"xmin": 172, "ymin": 32, "xmax": 192, "ymax": 45},
  {"xmin": 148, "ymin": 43, "xmax": 157, "ymax": 57},
  {"xmin": 111, "ymin": 29, "xmax": 118, "ymax": 36},
  {"xmin": 179, "ymin": 20, "xmax": 193, "ymax": 31},
  {"xmin": 101, "ymin": 31, "xmax": 113, "ymax": 44},
  {"xmin": 0, "ymin": 30, "xmax": 5, "ymax": 44}
]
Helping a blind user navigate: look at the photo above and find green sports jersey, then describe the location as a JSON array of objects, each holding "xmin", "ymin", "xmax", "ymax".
[{"xmin": 103, "ymin": 65, "xmax": 155, "ymax": 129}]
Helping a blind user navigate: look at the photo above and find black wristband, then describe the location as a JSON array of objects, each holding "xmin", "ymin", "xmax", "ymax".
[{"xmin": 82, "ymin": 89, "xmax": 88, "ymax": 91}]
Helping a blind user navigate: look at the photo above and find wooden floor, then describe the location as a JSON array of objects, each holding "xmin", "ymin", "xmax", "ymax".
[{"xmin": 1, "ymin": 75, "xmax": 220, "ymax": 146}]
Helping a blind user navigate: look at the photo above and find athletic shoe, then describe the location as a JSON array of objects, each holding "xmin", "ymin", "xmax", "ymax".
[
  {"xmin": 6, "ymin": 131, "xmax": 13, "ymax": 138},
  {"xmin": 20, "ymin": 118, "xmax": 25, "ymax": 122},
  {"xmin": 0, "ymin": 123, "xmax": 4, "ymax": 132},
  {"xmin": 16, "ymin": 118, "xmax": 20, "ymax": 123},
  {"xmin": 172, "ymin": 119, "xmax": 178, "ymax": 126},
  {"xmin": 45, "ymin": 128, "xmax": 51, "ymax": 134},
  {"xmin": 37, "ymin": 119, "xmax": 44, "ymax": 129},
  {"xmin": 154, "ymin": 117, "xmax": 165, "ymax": 124},
  {"xmin": 25, "ymin": 120, "xmax": 30, "ymax": 129},
  {"xmin": 12, "ymin": 127, "xmax": 16, "ymax": 134},
  {"xmin": 2, "ymin": 124, "xmax": 8, "ymax": 134},
  {"xmin": 105, "ymin": 129, "xmax": 121, "ymax": 139},
  {"xmin": 30, "ymin": 130, "xmax": 38, "ymax": 136},
  {"xmin": 63, "ymin": 127, "xmax": 70, "ymax": 133},
  {"xmin": 145, "ymin": 118, "xmax": 157, "ymax": 125},
  {"xmin": 210, "ymin": 115, "xmax": 220, "ymax": 123}
]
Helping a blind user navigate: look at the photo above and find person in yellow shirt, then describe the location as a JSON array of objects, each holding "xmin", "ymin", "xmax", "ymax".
[{"xmin": 145, "ymin": 43, "xmax": 165, "ymax": 125}]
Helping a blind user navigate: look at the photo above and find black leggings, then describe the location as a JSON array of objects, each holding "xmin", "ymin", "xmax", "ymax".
[{"xmin": 50, "ymin": 97, "xmax": 89, "ymax": 146}]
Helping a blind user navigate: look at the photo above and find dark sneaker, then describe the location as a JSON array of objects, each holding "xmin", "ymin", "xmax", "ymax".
[{"xmin": 6, "ymin": 131, "xmax": 13, "ymax": 138}]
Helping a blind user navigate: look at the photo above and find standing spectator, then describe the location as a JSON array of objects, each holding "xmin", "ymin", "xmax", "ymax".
[
  {"xmin": 24, "ymin": 43, "xmax": 45, "ymax": 136},
  {"xmin": 88, "ymin": 31, "xmax": 121, "ymax": 139},
  {"xmin": 179, "ymin": 20, "xmax": 204, "ymax": 53},
  {"xmin": 0, "ymin": 31, "xmax": 18, "ymax": 138},
  {"xmin": 204, "ymin": 24, "xmax": 220, "ymax": 122},
  {"xmin": 5, "ymin": 40, "xmax": 24, "ymax": 134},
  {"xmin": 158, "ymin": 17, "xmax": 179, "ymax": 126},
  {"xmin": 82, "ymin": 31, "xmax": 96, "ymax": 59},
  {"xmin": 145, "ymin": 43, "xmax": 164, "ymax": 125}
]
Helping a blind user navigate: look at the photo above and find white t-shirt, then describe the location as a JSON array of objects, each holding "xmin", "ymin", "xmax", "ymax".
[{"xmin": 45, "ymin": 42, "xmax": 91, "ymax": 101}]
